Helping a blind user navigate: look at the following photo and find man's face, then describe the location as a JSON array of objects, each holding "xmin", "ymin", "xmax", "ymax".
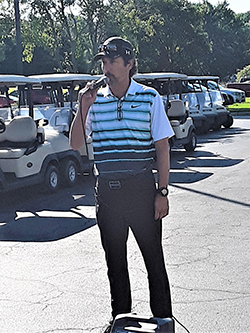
[{"xmin": 101, "ymin": 56, "xmax": 133, "ymax": 86}]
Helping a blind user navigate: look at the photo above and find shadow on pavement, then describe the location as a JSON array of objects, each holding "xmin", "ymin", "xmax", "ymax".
[
  {"xmin": 171, "ymin": 183, "xmax": 250, "ymax": 209},
  {"xmin": 197, "ymin": 126, "xmax": 250, "ymax": 144},
  {"xmin": 169, "ymin": 127, "xmax": 244, "ymax": 184},
  {"xmin": 0, "ymin": 175, "xmax": 96, "ymax": 242},
  {"xmin": 0, "ymin": 126, "xmax": 246, "ymax": 242},
  {"xmin": 0, "ymin": 214, "xmax": 96, "ymax": 242}
]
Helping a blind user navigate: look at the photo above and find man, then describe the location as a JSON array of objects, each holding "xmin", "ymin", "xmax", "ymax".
[{"xmin": 69, "ymin": 36, "xmax": 174, "ymax": 332}]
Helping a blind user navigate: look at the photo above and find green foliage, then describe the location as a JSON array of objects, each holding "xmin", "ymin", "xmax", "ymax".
[
  {"xmin": 0, "ymin": 2, "xmax": 15, "ymax": 63},
  {"xmin": 200, "ymin": 0, "xmax": 250, "ymax": 79},
  {"xmin": 227, "ymin": 97, "xmax": 250, "ymax": 111},
  {"xmin": 237, "ymin": 65, "xmax": 250, "ymax": 82},
  {"xmin": 0, "ymin": 0, "xmax": 250, "ymax": 79}
]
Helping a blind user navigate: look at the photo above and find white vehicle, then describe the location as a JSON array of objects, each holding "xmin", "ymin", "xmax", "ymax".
[
  {"xmin": 185, "ymin": 77, "xmax": 218, "ymax": 133},
  {"xmin": 187, "ymin": 76, "xmax": 234, "ymax": 131},
  {"xmin": 0, "ymin": 74, "xmax": 98, "ymax": 192},
  {"xmin": 134, "ymin": 72, "xmax": 197, "ymax": 151},
  {"xmin": 27, "ymin": 73, "xmax": 102, "ymax": 167},
  {"xmin": 0, "ymin": 75, "xmax": 31, "ymax": 120},
  {"xmin": 203, "ymin": 76, "xmax": 234, "ymax": 129},
  {"xmin": 207, "ymin": 80, "xmax": 245, "ymax": 104},
  {"xmin": 27, "ymin": 73, "xmax": 96, "ymax": 127},
  {"xmin": 181, "ymin": 80, "xmax": 213, "ymax": 134}
]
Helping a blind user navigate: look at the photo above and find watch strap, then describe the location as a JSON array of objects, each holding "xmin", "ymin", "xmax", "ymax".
[{"xmin": 157, "ymin": 187, "xmax": 169, "ymax": 197}]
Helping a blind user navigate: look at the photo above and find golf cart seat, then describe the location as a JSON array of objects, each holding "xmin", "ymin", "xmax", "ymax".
[
  {"xmin": 49, "ymin": 107, "xmax": 70, "ymax": 132},
  {"xmin": 0, "ymin": 116, "xmax": 37, "ymax": 143},
  {"xmin": 0, "ymin": 116, "xmax": 39, "ymax": 159},
  {"xmin": 0, "ymin": 116, "xmax": 40, "ymax": 159},
  {"xmin": 167, "ymin": 99, "xmax": 188, "ymax": 125}
]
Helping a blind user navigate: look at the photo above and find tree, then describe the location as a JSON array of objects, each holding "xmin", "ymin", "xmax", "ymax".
[
  {"xmin": 21, "ymin": 0, "xmax": 79, "ymax": 73},
  {"xmin": 76, "ymin": 0, "xmax": 108, "ymax": 73},
  {"xmin": 237, "ymin": 65, "xmax": 250, "ymax": 82},
  {"xmin": 104, "ymin": 0, "xmax": 211, "ymax": 74},
  {"xmin": 200, "ymin": 0, "xmax": 250, "ymax": 79},
  {"xmin": 0, "ymin": 0, "xmax": 19, "ymax": 73},
  {"xmin": 1, "ymin": 0, "xmax": 250, "ymax": 77}
]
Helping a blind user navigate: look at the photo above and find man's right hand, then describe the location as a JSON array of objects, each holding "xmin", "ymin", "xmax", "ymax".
[
  {"xmin": 78, "ymin": 82, "xmax": 98, "ymax": 110},
  {"xmin": 69, "ymin": 82, "xmax": 98, "ymax": 151}
]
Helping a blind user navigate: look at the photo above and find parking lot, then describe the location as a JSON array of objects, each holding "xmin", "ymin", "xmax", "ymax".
[{"xmin": 0, "ymin": 117, "xmax": 250, "ymax": 333}]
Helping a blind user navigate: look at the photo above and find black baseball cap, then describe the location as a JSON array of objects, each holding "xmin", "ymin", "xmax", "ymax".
[{"xmin": 94, "ymin": 37, "xmax": 134, "ymax": 61}]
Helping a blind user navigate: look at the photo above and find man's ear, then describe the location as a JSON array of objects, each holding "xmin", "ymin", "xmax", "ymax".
[{"xmin": 127, "ymin": 59, "xmax": 134, "ymax": 70}]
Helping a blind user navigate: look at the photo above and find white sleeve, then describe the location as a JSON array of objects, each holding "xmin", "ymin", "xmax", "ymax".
[
  {"xmin": 151, "ymin": 93, "xmax": 174, "ymax": 142},
  {"xmin": 85, "ymin": 109, "xmax": 92, "ymax": 138}
]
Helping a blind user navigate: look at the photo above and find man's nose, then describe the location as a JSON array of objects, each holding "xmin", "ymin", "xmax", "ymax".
[
  {"xmin": 102, "ymin": 59, "xmax": 112, "ymax": 73},
  {"xmin": 102, "ymin": 64, "xmax": 109, "ymax": 74}
]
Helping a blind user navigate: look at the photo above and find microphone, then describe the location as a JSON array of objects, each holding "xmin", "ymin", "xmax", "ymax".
[
  {"xmin": 92, "ymin": 76, "xmax": 110, "ymax": 90},
  {"xmin": 80, "ymin": 76, "xmax": 109, "ymax": 95}
]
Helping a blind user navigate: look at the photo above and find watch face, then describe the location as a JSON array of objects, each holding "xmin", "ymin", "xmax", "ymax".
[{"xmin": 161, "ymin": 188, "xmax": 168, "ymax": 196}]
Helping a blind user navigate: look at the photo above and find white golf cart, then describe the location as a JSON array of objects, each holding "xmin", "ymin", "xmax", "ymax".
[
  {"xmin": 27, "ymin": 73, "xmax": 96, "ymax": 128},
  {"xmin": 184, "ymin": 76, "xmax": 218, "ymax": 134},
  {"xmin": 188, "ymin": 76, "xmax": 233, "ymax": 130},
  {"xmin": 134, "ymin": 72, "xmax": 197, "ymax": 151},
  {"xmin": 0, "ymin": 74, "xmax": 28, "ymax": 120},
  {"xmin": 0, "ymin": 74, "xmax": 94, "ymax": 192},
  {"xmin": 27, "ymin": 73, "xmax": 100, "ymax": 169}
]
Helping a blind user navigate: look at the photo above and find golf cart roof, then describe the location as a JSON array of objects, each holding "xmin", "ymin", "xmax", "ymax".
[
  {"xmin": 0, "ymin": 75, "xmax": 40, "ymax": 87},
  {"xmin": 29, "ymin": 73, "xmax": 95, "ymax": 84},
  {"xmin": 134, "ymin": 72, "xmax": 188, "ymax": 81},
  {"xmin": 187, "ymin": 76, "xmax": 220, "ymax": 82}
]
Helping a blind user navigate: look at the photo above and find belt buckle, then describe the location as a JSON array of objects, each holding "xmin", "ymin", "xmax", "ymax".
[{"xmin": 108, "ymin": 180, "xmax": 121, "ymax": 189}]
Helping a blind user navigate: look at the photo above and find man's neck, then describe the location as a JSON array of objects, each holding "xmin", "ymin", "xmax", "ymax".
[{"xmin": 110, "ymin": 78, "xmax": 131, "ymax": 99}]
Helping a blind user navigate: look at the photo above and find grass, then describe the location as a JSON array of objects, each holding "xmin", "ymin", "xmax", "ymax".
[{"xmin": 227, "ymin": 97, "xmax": 250, "ymax": 112}]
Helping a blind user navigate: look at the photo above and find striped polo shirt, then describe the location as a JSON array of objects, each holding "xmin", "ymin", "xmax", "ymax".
[{"xmin": 85, "ymin": 79, "xmax": 174, "ymax": 175}]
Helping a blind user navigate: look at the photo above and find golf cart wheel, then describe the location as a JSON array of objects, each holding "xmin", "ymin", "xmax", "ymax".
[
  {"xmin": 223, "ymin": 115, "xmax": 233, "ymax": 128},
  {"xmin": 201, "ymin": 120, "xmax": 210, "ymax": 134},
  {"xmin": 45, "ymin": 164, "xmax": 60, "ymax": 191},
  {"xmin": 196, "ymin": 123, "xmax": 208, "ymax": 135},
  {"xmin": 184, "ymin": 131, "xmax": 197, "ymax": 151},
  {"xmin": 61, "ymin": 159, "xmax": 78, "ymax": 187},
  {"xmin": 213, "ymin": 119, "xmax": 221, "ymax": 131},
  {"xmin": 0, "ymin": 118, "xmax": 6, "ymax": 133}
]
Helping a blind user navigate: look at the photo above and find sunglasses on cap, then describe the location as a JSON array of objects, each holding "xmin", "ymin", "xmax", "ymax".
[{"xmin": 98, "ymin": 44, "xmax": 133, "ymax": 57}]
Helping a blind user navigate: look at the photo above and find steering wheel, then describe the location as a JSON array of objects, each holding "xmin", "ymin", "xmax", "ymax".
[
  {"xmin": 0, "ymin": 118, "xmax": 6, "ymax": 133},
  {"xmin": 35, "ymin": 118, "xmax": 49, "ymax": 127}
]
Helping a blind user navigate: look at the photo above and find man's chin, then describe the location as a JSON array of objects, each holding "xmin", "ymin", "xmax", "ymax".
[{"xmin": 108, "ymin": 77, "xmax": 118, "ymax": 86}]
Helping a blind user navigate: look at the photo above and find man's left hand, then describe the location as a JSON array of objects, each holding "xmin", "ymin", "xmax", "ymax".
[{"xmin": 154, "ymin": 195, "xmax": 169, "ymax": 220}]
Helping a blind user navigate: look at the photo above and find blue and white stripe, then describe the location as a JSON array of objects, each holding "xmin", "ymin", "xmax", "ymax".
[{"xmin": 87, "ymin": 79, "xmax": 172, "ymax": 174}]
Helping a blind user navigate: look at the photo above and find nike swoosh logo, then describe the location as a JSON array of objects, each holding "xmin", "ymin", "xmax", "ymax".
[{"xmin": 131, "ymin": 105, "xmax": 141, "ymax": 108}]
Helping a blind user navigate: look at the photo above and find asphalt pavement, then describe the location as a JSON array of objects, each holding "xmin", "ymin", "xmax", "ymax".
[{"xmin": 0, "ymin": 116, "xmax": 250, "ymax": 333}]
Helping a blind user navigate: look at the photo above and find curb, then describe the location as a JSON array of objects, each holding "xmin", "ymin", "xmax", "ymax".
[{"xmin": 230, "ymin": 111, "xmax": 250, "ymax": 116}]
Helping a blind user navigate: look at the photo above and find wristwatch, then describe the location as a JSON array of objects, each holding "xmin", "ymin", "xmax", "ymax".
[{"xmin": 157, "ymin": 187, "xmax": 169, "ymax": 197}]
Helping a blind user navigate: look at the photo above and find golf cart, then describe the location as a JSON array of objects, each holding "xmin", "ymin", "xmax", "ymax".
[
  {"xmin": 0, "ymin": 75, "xmax": 26, "ymax": 120},
  {"xmin": 190, "ymin": 76, "xmax": 234, "ymax": 130},
  {"xmin": 27, "ymin": 73, "xmax": 95, "ymax": 129},
  {"xmin": 27, "ymin": 73, "xmax": 101, "ymax": 169},
  {"xmin": 184, "ymin": 76, "xmax": 218, "ymax": 134},
  {"xmin": 0, "ymin": 74, "xmax": 94, "ymax": 192},
  {"xmin": 134, "ymin": 72, "xmax": 197, "ymax": 151}
]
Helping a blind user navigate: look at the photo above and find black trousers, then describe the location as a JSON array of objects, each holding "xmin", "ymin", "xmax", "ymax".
[{"xmin": 95, "ymin": 171, "xmax": 172, "ymax": 319}]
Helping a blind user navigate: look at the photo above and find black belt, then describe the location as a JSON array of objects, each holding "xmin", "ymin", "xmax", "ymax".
[{"xmin": 97, "ymin": 170, "xmax": 154, "ymax": 190}]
